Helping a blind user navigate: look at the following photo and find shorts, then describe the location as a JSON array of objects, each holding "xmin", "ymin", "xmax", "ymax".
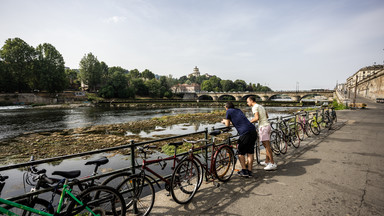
[
  {"xmin": 259, "ymin": 125, "xmax": 271, "ymax": 141},
  {"xmin": 237, "ymin": 130, "xmax": 257, "ymax": 155}
]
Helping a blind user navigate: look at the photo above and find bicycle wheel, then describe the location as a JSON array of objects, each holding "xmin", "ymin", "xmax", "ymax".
[
  {"xmin": 296, "ymin": 122, "xmax": 305, "ymax": 141},
  {"xmin": 6, "ymin": 198, "xmax": 54, "ymax": 216},
  {"xmin": 279, "ymin": 132, "xmax": 288, "ymax": 154},
  {"xmin": 213, "ymin": 145, "xmax": 235, "ymax": 182},
  {"xmin": 101, "ymin": 171, "xmax": 131, "ymax": 189},
  {"xmin": 255, "ymin": 140, "xmax": 261, "ymax": 164},
  {"xmin": 117, "ymin": 175, "xmax": 155, "ymax": 216},
  {"xmin": 309, "ymin": 119, "xmax": 320, "ymax": 135},
  {"xmin": 291, "ymin": 129, "xmax": 300, "ymax": 148},
  {"xmin": 270, "ymin": 130, "xmax": 281, "ymax": 155},
  {"xmin": 66, "ymin": 185, "xmax": 126, "ymax": 216},
  {"xmin": 170, "ymin": 158, "xmax": 200, "ymax": 204}
]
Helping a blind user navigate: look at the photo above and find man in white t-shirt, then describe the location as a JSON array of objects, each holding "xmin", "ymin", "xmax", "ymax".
[{"xmin": 247, "ymin": 96, "xmax": 277, "ymax": 171}]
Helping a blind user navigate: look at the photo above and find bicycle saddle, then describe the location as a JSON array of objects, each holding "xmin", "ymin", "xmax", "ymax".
[
  {"xmin": 52, "ymin": 170, "xmax": 81, "ymax": 179},
  {"xmin": 169, "ymin": 142, "xmax": 183, "ymax": 147},
  {"xmin": 209, "ymin": 130, "xmax": 221, "ymax": 136},
  {"xmin": 85, "ymin": 157, "xmax": 109, "ymax": 166}
]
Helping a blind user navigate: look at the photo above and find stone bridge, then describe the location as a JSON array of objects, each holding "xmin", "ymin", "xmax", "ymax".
[{"xmin": 188, "ymin": 90, "xmax": 335, "ymax": 102}]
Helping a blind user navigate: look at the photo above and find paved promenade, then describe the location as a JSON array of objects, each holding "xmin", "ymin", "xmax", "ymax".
[{"xmin": 151, "ymin": 97, "xmax": 384, "ymax": 216}]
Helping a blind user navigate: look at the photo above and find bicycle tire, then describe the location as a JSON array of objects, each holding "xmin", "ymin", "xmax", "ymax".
[
  {"xmin": 296, "ymin": 122, "xmax": 305, "ymax": 141},
  {"xmin": 291, "ymin": 128, "xmax": 300, "ymax": 148},
  {"xmin": 170, "ymin": 158, "xmax": 200, "ymax": 204},
  {"xmin": 5, "ymin": 198, "xmax": 54, "ymax": 216},
  {"xmin": 270, "ymin": 130, "xmax": 281, "ymax": 155},
  {"xmin": 213, "ymin": 145, "xmax": 235, "ymax": 182},
  {"xmin": 66, "ymin": 185, "xmax": 126, "ymax": 216},
  {"xmin": 309, "ymin": 119, "xmax": 320, "ymax": 135},
  {"xmin": 254, "ymin": 138, "xmax": 261, "ymax": 163},
  {"xmin": 117, "ymin": 174, "xmax": 155, "ymax": 216},
  {"xmin": 101, "ymin": 171, "xmax": 131, "ymax": 189},
  {"xmin": 279, "ymin": 132, "xmax": 288, "ymax": 154}
]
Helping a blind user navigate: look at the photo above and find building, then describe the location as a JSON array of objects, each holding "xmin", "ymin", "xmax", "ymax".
[
  {"xmin": 171, "ymin": 83, "xmax": 201, "ymax": 93},
  {"xmin": 345, "ymin": 65, "xmax": 384, "ymax": 100},
  {"xmin": 188, "ymin": 66, "xmax": 201, "ymax": 78}
]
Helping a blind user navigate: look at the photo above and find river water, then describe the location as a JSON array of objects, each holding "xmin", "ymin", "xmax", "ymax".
[
  {"xmin": 0, "ymin": 105, "xmax": 301, "ymax": 198},
  {"xmin": 0, "ymin": 105, "xmax": 298, "ymax": 141}
]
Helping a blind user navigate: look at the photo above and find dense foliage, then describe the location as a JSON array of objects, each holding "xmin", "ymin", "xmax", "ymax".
[{"xmin": 0, "ymin": 37, "xmax": 272, "ymax": 97}]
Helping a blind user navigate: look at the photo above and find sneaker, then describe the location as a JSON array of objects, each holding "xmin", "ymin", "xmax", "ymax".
[
  {"xmin": 237, "ymin": 169, "xmax": 249, "ymax": 177},
  {"xmin": 259, "ymin": 161, "xmax": 268, "ymax": 166},
  {"xmin": 264, "ymin": 163, "xmax": 277, "ymax": 171},
  {"xmin": 247, "ymin": 170, "xmax": 253, "ymax": 177}
]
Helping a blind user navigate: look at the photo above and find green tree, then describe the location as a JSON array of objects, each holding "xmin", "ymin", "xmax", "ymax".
[
  {"xmin": 128, "ymin": 69, "xmax": 140, "ymax": 79},
  {"xmin": 234, "ymin": 79, "xmax": 247, "ymax": 91},
  {"xmin": 65, "ymin": 68, "xmax": 80, "ymax": 90},
  {"xmin": 179, "ymin": 75, "xmax": 188, "ymax": 84},
  {"xmin": 145, "ymin": 78, "xmax": 161, "ymax": 97},
  {"xmin": 0, "ymin": 37, "xmax": 35, "ymax": 92},
  {"xmin": 201, "ymin": 80, "xmax": 213, "ymax": 91},
  {"xmin": 220, "ymin": 80, "xmax": 235, "ymax": 92},
  {"xmin": 141, "ymin": 69, "xmax": 155, "ymax": 80},
  {"xmin": 34, "ymin": 43, "xmax": 66, "ymax": 92},
  {"xmin": 79, "ymin": 53, "xmax": 102, "ymax": 92},
  {"xmin": 131, "ymin": 78, "xmax": 148, "ymax": 96},
  {"xmin": 100, "ymin": 61, "xmax": 109, "ymax": 85}
]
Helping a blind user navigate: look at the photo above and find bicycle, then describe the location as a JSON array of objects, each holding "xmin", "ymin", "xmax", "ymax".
[
  {"xmin": 309, "ymin": 110, "xmax": 321, "ymax": 135},
  {"xmin": 115, "ymin": 142, "xmax": 196, "ymax": 216},
  {"xmin": 0, "ymin": 172, "xmax": 126, "ymax": 216},
  {"xmin": 276, "ymin": 116, "xmax": 301, "ymax": 154},
  {"xmin": 170, "ymin": 128, "xmax": 236, "ymax": 204},
  {"xmin": 7, "ymin": 155, "xmax": 132, "ymax": 215}
]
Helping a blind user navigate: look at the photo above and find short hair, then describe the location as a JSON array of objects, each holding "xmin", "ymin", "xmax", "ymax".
[
  {"xmin": 248, "ymin": 96, "xmax": 256, "ymax": 102},
  {"xmin": 225, "ymin": 102, "xmax": 235, "ymax": 109}
]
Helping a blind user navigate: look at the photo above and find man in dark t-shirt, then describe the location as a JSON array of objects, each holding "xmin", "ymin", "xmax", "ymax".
[{"xmin": 222, "ymin": 102, "xmax": 257, "ymax": 177}]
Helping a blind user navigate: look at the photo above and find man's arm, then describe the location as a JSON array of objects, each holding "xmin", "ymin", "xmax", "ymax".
[
  {"xmin": 250, "ymin": 112, "xmax": 259, "ymax": 123},
  {"xmin": 222, "ymin": 118, "xmax": 231, "ymax": 127}
]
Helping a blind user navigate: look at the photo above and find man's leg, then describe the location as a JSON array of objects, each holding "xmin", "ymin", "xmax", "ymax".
[
  {"xmin": 262, "ymin": 140, "xmax": 274, "ymax": 164},
  {"xmin": 247, "ymin": 153, "xmax": 254, "ymax": 172},
  {"xmin": 238, "ymin": 154, "xmax": 247, "ymax": 170}
]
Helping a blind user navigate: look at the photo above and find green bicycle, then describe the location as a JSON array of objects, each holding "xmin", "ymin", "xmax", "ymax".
[{"xmin": 0, "ymin": 173, "xmax": 126, "ymax": 216}]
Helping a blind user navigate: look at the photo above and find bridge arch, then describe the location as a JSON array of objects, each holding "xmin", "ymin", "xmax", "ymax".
[
  {"xmin": 268, "ymin": 94, "xmax": 294, "ymax": 101},
  {"xmin": 197, "ymin": 95, "xmax": 214, "ymax": 101},
  {"xmin": 218, "ymin": 94, "xmax": 236, "ymax": 101}
]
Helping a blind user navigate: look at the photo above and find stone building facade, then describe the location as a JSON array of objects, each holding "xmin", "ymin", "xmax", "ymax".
[{"xmin": 346, "ymin": 65, "xmax": 384, "ymax": 100}]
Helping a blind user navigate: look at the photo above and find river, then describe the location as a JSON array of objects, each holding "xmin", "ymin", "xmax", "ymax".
[{"xmin": 0, "ymin": 105, "xmax": 299, "ymax": 141}]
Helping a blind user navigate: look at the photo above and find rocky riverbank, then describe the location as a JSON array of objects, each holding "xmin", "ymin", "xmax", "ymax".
[{"xmin": 0, "ymin": 111, "xmax": 228, "ymax": 165}]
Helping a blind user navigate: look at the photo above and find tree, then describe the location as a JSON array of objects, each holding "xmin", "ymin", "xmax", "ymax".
[
  {"xmin": 0, "ymin": 37, "xmax": 35, "ymax": 92},
  {"xmin": 234, "ymin": 79, "xmax": 247, "ymax": 91},
  {"xmin": 145, "ymin": 78, "xmax": 161, "ymax": 97},
  {"xmin": 131, "ymin": 78, "xmax": 148, "ymax": 96},
  {"xmin": 141, "ymin": 69, "xmax": 155, "ymax": 80},
  {"xmin": 201, "ymin": 80, "xmax": 213, "ymax": 91},
  {"xmin": 34, "ymin": 43, "xmax": 66, "ymax": 92},
  {"xmin": 128, "ymin": 69, "xmax": 140, "ymax": 79},
  {"xmin": 65, "ymin": 68, "xmax": 80, "ymax": 90},
  {"xmin": 220, "ymin": 80, "xmax": 235, "ymax": 92},
  {"xmin": 202, "ymin": 76, "xmax": 222, "ymax": 92},
  {"xmin": 79, "ymin": 53, "xmax": 102, "ymax": 92},
  {"xmin": 178, "ymin": 75, "xmax": 188, "ymax": 84},
  {"xmin": 100, "ymin": 61, "xmax": 109, "ymax": 85}
]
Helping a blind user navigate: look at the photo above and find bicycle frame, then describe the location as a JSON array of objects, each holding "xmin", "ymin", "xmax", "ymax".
[{"xmin": 0, "ymin": 179, "xmax": 100, "ymax": 216}]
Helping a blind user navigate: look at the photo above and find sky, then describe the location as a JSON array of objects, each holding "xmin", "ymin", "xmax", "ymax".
[{"xmin": 0, "ymin": 0, "xmax": 383, "ymax": 90}]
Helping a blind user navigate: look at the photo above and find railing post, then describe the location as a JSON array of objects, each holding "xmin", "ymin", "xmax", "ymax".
[{"xmin": 130, "ymin": 140, "xmax": 135, "ymax": 175}]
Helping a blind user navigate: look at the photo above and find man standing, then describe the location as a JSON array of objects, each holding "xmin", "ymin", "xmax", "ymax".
[
  {"xmin": 247, "ymin": 96, "xmax": 277, "ymax": 171},
  {"xmin": 222, "ymin": 102, "xmax": 257, "ymax": 177}
]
